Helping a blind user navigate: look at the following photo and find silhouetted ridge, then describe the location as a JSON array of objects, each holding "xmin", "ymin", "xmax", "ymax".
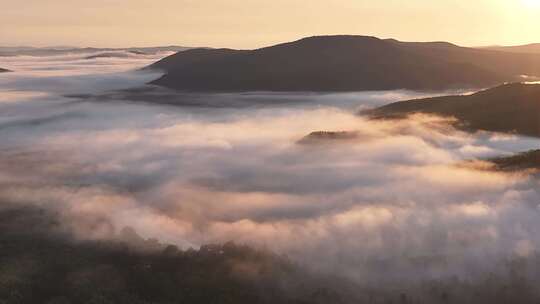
[
  {"xmin": 490, "ymin": 150, "xmax": 540, "ymax": 171},
  {"xmin": 85, "ymin": 52, "xmax": 132, "ymax": 59},
  {"xmin": 298, "ymin": 131, "xmax": 360, "ymax": 144},
  {"xmin": 146, "ymin": 48, "xmax": 247, "ymax": 71},
  {"xmin": 0, "ymin": 68, "xmax": 11, "ymax": 73},
  {"xmin": 483, "ymin": 43, "xmax": 540, "ymax": 54},
  {"xmin": 147, "ymin": 35, "xmax": 540, "ymax": 92},
  {"xmin": 385, "ymin": 39, "xmax": 460, "ymax": 49},
  {"xmin": 363, "ymin": 83, "xmax": 540, "ymax": 137}
]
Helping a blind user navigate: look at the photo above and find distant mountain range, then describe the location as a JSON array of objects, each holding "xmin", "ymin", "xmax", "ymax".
[
  {"xmin": 482, "ymin": 43, "xmax": 540, "ymax": 54},
  {"xmin": 146, "ymin": 35, "xmax": 540, "ymax": 92},
  {"xmin": 362, "ymin": 83, "xmax": 540, "ymax": 138},
  {"xmin": 84, "ymin": 51, "xmax": 148, "ymax": 60},
  {"xmin": 0, "ymin": 46, "xmax": 192, "ymax": 57}
]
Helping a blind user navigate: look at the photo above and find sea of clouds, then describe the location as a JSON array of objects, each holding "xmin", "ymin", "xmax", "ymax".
[{"xmin": 1, "ymin": 51, "xmax": 540, "ymax": 284}]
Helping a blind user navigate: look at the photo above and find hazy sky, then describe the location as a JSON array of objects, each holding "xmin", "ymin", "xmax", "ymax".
[{"xmin": 1, "ymin": 0, "xmax": 539, "ymax": 48}]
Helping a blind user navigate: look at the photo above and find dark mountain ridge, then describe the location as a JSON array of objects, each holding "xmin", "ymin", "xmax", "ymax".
[
  {"xmin": 482, "ymin": 43, "xmax": 540, "ymax": 54},
  {"xmin": 0, "ymin": 68, "xmax": 11, "ymax": 73},
  {"xmin": 490, "ymin": 150, "xmax": 540, "ymax": 171},
  {"xmin": 363, "ymin": 83, "xmax": 540, "ymax": 137},
  {"xmin": 147, "ymin": 35, "xmax": 540, "ymax": 92},
  {"xmin": 146, "ymin": 48, "xmax": 247, "ymax": 71}
]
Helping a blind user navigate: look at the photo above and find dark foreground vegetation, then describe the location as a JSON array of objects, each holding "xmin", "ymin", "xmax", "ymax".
[
  {"xmin": 2, "ymin": 204, "xmax": 540, "ymax": 304},
  {"xmin": 0, "ymin": 204, "xmax": 358, "ymax": 304},
  {"xmin": 363, "ymin": 83, "xmax": 540, "ymax": 138}
]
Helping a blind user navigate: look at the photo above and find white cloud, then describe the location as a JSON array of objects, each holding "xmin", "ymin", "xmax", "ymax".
[{"xmin": 1, "ymin": 52, "xmax": 540, "ymax": 284}]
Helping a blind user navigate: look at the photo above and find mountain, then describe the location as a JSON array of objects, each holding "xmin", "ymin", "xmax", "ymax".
[
  {"xmin": 490, "ymin": 150, "xmax": 540, "ymax": 171},
  {"xmin": 482, "ymin": 43, "xmax": 540, "ymax": 54},
  {"xmin": 362, "ymin": 83, "xmax": 540, "ymax": 137},
  {"xmin": 0, "ymin": 68, "xmax": 11, "ymax": 72},
  {"xmin": 85, "ymin": 52, "xmax": 134, "ymax": 59},
  {"xmin": 146, "ymin": 48, "xmax": 246, "ymax": 71},
  {"xmin": 147, "ymin": 35, "xmax": 540, "ymax": 92},
  {"xmin": 298, "ymin": 131, "xmax": 361, "ymax": 144},
  {"xmin": 0, "ymin": 46, "xmax": 192, "ymax": 57}
]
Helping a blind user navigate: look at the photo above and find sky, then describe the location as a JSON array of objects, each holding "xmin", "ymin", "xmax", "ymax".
[{"xmin": 0, "ymin": 0, "xmax": 539, "ymax": 49}]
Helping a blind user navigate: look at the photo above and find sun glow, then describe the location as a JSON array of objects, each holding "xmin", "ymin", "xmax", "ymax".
[{"xmin": 522, "ymin": 0, "xmax": 540, "ymax": 8}]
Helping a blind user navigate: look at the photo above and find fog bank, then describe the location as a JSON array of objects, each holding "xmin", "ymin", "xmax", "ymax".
[{"xmin": 1, "ymin": 53, "xmax": 540, "ymax": 284}]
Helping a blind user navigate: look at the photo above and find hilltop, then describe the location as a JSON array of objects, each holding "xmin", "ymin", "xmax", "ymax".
[
  {"xmin": 147, "ymin": 35, "xmax": 540, "ymax": 92},
  {"xmin": 363, "ymin": 83, "xmax": 540, "ymax": 137}
]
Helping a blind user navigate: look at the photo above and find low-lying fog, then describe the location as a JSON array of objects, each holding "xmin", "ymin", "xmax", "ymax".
[{"xmin": 1, "ymin": 52, "xmax": 540, "ymax": 283}]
